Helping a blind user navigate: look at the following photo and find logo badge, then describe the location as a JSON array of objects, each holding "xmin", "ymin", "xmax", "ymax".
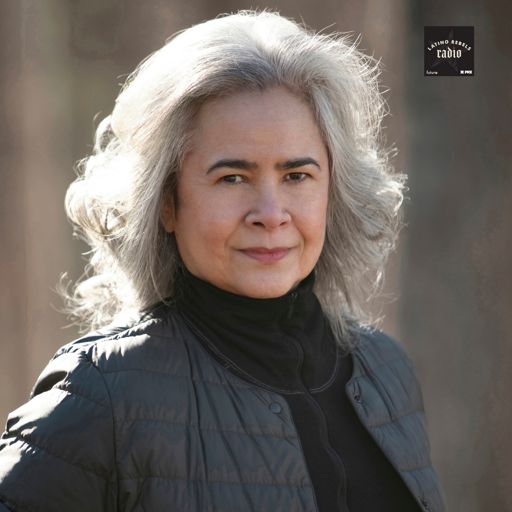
[{"xmin": 424, "ymin": 26, "xmax": 474, "ymax": 76}]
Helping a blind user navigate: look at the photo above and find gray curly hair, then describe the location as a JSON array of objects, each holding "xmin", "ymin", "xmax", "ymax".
[{"xmin": 63, "ymin": 9, "xmax": 405, "ymax": 348}]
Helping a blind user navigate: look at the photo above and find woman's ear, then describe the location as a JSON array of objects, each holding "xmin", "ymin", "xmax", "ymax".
[{"xmin": 160, "ymin": 197, "xmax": 175, "ymax": 233}]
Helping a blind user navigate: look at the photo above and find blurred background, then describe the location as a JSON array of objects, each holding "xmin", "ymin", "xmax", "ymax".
[{"xmin": 1, "ymin": 0, "xmax": 510, "ymax": 510}]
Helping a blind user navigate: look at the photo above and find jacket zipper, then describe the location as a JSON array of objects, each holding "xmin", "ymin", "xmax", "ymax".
[{"xmin": 288, "ymin": 331, "xmax": 350, "ymax": 512}]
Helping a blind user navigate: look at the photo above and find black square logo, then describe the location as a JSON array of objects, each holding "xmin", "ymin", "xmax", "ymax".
[{"xmin": 424, "ymin": 26, "xmax": 474, "ymax": 76}]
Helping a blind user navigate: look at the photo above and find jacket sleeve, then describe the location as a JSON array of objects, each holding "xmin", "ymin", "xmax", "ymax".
[{"xmin": 0, "ymin": 345, "xmax": 117, "ymax": 511}]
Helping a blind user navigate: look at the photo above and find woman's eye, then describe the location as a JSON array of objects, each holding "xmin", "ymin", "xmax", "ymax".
[
  {"xmin": 286, "ymin": 172, "xmax": 309, "ymax": 182},
  {"xmin": 221, "ymin": 175, "xmax": 244, "ymax": 184}
]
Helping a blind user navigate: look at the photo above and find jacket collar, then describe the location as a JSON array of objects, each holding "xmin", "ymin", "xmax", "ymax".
[{"xmin": 174, "ymin": 264, "xmax": 338, "ymax": 393}]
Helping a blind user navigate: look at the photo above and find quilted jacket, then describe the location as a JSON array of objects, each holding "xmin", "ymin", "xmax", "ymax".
[{"xmin": 0, "ymin": 302, "xmax": 445, "ymax": 512}]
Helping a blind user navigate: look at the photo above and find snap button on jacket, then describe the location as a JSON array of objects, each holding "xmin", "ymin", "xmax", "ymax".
[{"xmin": 0, "ymin": 306, "xmax": 445, "ymax": 512}]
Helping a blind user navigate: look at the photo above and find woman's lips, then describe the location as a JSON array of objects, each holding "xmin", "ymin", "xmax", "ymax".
[{"xmin": 240, "ymin": 247, "xmax": 292, "ymax": 263}]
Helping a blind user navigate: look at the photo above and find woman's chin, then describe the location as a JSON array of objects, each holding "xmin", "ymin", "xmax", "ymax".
[{"xmin": 225, "ymin": 272, "xmax": 301, "ymax": 299}]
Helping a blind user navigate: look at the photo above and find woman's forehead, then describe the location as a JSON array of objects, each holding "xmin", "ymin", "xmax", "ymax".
[{"xmin": 189, "ymin": 87, "xmax": 322, "ymax": 144}]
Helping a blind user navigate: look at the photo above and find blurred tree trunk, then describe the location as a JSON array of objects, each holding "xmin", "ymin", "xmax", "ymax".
[{"xmin": 0, "ymin": 1, "xmax": 30, "ymax": 419}]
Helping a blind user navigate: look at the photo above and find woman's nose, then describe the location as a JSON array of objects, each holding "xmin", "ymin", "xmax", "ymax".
[{"xmin": 244, "ymin": 186, "xmax": 291, "ymax": 229}]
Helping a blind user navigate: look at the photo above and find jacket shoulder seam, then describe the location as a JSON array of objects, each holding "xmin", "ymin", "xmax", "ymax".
[{"xmin": 52, "ymin": 316, "xmax": 168, "ymax": 358}]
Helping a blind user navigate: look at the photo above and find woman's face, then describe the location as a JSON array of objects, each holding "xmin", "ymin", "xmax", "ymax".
[{"xmin": 162, "ymin": 86, "xmax": 330, "ymax": 298}]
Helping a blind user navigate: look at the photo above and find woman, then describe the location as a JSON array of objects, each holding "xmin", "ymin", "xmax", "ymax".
[{"xmin": 0, "ymin": 10, "xmax": 445, "ymax": 512}]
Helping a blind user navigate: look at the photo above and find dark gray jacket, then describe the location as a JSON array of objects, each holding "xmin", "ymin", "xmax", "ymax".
[{"xmin": 0, "ymin": 305, "xmax": 445, "ymax": 511}]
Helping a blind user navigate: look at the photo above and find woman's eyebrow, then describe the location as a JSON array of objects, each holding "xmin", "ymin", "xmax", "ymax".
[
  {"xmin": 277, "ymin": 157, "xmax": 321, "ymax": 170},
  {"xmin": 207, "ymin": 159, "xmax": 257, "ymax": 174},
  {"xmin": 206, "ymin": 157, "xmax": 321, "ymax": 174}
]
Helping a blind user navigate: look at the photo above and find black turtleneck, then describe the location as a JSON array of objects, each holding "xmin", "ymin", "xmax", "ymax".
[{"xmin": 174, "ymin": 266, "xmax": 421, "ymax": 512}]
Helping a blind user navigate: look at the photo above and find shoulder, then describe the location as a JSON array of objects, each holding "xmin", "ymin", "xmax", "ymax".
[
  {"xmin": 32, "ymin": 303, "xmax": 187, "ymax": 398},
  {"xmin": 0, "ymin": 304, "xmax": 189, "ymax": 510},
  {"xmin": 0, "ymin": 310, "xmax": 172, "ymax": 510},
  {"xmin": 352, "ymin": 325, "xmax": 413, "ymax": 369},
  {"xmin": 348, "ymin": 324, "xmax": 425, "ymax": 413},
  {"xmin": 351, "ymin": 324, "xmax": 413, "ymax": 367}
]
